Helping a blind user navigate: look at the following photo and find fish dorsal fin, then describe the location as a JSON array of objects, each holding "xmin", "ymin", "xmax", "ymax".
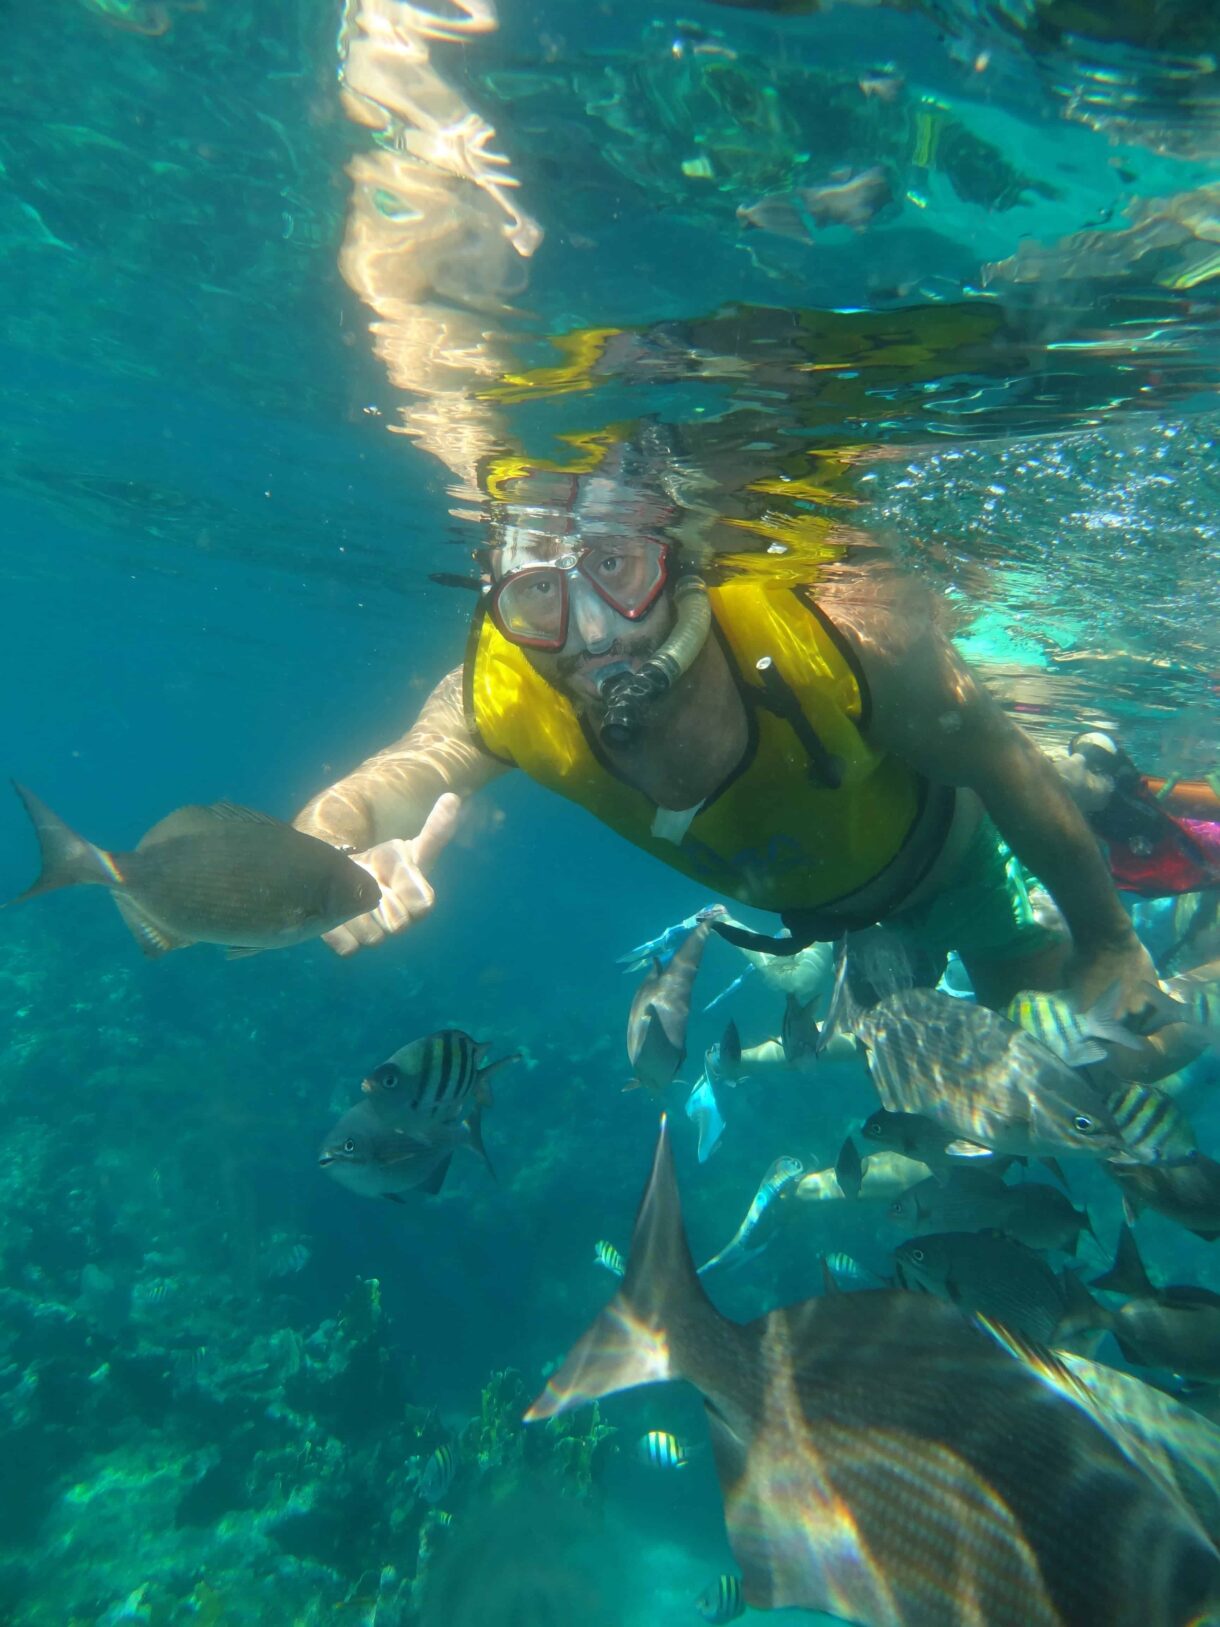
[
  {"xmin": 136, "ymin": 803, "xmax": 286, "ymax": 849},
  {"xmin": 111, "ymin": 893, "xmax": 189, "ymax": 957},
  {"xmin": 835, "ymin": 1137, "xmax": 863, "ymax": 1201},
  {"xmin": 1092, "ymin": 1223, "xmax": 1153, "ymax": 1297},
  {"xmin": 423, "ymin": 1153, "xmax": 453, "ymax": 1195}
]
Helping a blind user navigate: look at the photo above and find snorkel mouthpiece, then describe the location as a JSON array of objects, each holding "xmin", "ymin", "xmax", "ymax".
[{"xmin": 596, "ymin": 575, "xmax": 711, "ymax": 749}]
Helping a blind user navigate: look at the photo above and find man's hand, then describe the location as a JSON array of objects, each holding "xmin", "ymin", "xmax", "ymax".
[
  {"xmin": 323, "ymin": 793, "xmax": 461, "ymax": 957},
  {"xmin": 1066, "ymin": 930, "xmax": 1162, "ymax": 1024}
]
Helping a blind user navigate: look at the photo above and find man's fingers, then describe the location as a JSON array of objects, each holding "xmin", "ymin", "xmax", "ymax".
[{"xmin": 410, "ymin": 792, "xmax": 462, "ymax": 874}]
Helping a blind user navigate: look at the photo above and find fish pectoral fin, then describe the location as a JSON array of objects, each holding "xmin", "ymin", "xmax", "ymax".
[
  {"xmin": 383, "ymin": 1193, "xmax": 408, "ymax": 1205},
  {"xmin": 111, "ymin": 894, "xmax": 189, "ymax": 958},
  {"xmin": 944, "ymin": 1139, "xmax": 993, "ymax": 1159},
  {"xmin": 1063, "ymin": 1040, "xmax": 1108, "ymax": 1068},
  {"xmin": 423, "ymin": 1154, "xmax": 453, "ymax": 1196},
  {"xmin": 224, "ymin": 945, "xmax": 265, "ymax": 960},
  {"xmin": 206, "ymin": 801, "xmax": 289, "ymax": 827}
]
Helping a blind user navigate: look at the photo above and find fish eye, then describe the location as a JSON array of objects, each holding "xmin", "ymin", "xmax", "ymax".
[
  {"xmin": 1073, "ymin": 1114, "xmax": 1095, "ymax": 1134},
  {"xmin": 909, "ymin": 1248, "xmax": 924, "ymax": 1263},
  {"xmin": 378, "ymin": 1067, "xmax": 399, "ymax": 1090},
  {"xmin": 865, "ymin": 1122, "xmax": 881, "ymax": 1137},
  {"xmin": 343, "ymin": 1138, "xmax": 356, "ymax": 1153}
]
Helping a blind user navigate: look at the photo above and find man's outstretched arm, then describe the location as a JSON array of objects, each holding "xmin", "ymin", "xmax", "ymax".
[
  {"xmin": 295, "ymin": 667, "xmax": 508, "ymax": 850},
  {"xmin": 294, "ymin": 667, "xmax": 510, "ymax": 955}
]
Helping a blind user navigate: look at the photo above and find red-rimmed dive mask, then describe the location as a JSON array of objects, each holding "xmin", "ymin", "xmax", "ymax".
[{"xmin": 488, "ymin": 539, "xmax": 669, "ymax": 651}]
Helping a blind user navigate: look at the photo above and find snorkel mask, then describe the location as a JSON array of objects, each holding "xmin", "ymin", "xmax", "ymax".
[{"xmin": 487, "ymin": 539, "xmax": 711, "ymax": 749}]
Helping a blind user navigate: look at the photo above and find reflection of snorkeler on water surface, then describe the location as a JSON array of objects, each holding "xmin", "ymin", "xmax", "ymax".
[{"xmin": 291, "ymin": 425, "xmax": 1208, "ymax": 1080}]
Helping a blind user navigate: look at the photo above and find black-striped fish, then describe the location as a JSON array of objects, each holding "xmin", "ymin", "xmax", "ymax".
[
  {"xmin": 362, "ymin": 1030, "xmax": 517, "ymax": 1125},
  {"xmin": 1107, "ymin": 1081, "xmax": 1197, "ymax": 1162},
  {"xmin": 1162, "ymin": 972, "xmax": 1220, "ymax": 1048},
  {"xmin": 418, "ymin": 1443, "xmax": 457, "ymax": 1504},
  {"xmin": 637, "ymin": 1430, "xmax": 688, "ymax": 1469},
  {"xmin": 593, "ymin": 1240, "xmax": 626, "ymax": 1279},
  {"xmin": 824, "ymin": 1252, "xmax": 881, "ymax": 1288},
  {"xmin": 1004, "ymin": 986, "xmax": 1150, "ymax": 1068},
  {"xmin": 696, "ymin": 1573, "xmax": 744, "ymax": 1623},
  {"xmin": 528, "ymin": 1120, "xmax": 1220, "ymax": 1624}
]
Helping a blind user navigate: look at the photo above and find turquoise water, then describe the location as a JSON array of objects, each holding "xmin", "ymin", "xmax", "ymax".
[{"xmin": 1, "ymin": 1, "xmax": 1219, "ymax": 1623}]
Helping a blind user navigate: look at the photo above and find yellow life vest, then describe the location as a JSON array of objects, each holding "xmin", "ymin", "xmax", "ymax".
[{"xmin": 465, "ymin": 579, "xmax": 935, "ymax": 916}]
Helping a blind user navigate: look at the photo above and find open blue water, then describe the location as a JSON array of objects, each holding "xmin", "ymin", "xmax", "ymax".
[{"xmin": 2, "ymin": 2, "xmax": 1219, "ymax": 1623}]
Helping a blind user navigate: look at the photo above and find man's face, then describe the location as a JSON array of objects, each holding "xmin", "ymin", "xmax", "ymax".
[{"xmin": 490, "ymin": 541, "xmax": 674, "ymax": 706}]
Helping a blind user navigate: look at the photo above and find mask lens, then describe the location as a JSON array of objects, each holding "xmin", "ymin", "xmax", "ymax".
[
  {"xmin": 492, "ymin": 566, "xmax": 568, "ymax": 648},
  {"xmin": 579, "ymin": 541, "xmax": 667, "ymax": 618}
]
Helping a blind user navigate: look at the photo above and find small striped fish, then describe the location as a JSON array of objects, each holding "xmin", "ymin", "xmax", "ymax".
[
  {"xmin": 434, "ymin": 1511, "xmax": 454, "ymax": 1528},
  {"xmin": 697, "ymin": 1574, "xmax": 744, "ymax": 1623},
  {"xmin": 637, "ymin": 1430, "xmax": 688, "ymax": 1469},
  {"xmin": 593, "ymin": 1240, "xmax": 626, "ymax": 1278},
  {"xmin": 1005, "ymin": 987, "xmax": 1146, "ymax": 1068},
  {"xmin": 418, "ymin": 1443, "xmax": 457, "ymax": 1504},
  {"xmin": 825, "ymin": 1251, "xmax": 875, "ymax": 1288},
  {"xmin": 1107, "ymin": 1081, "xmax": 1197, "ymax": 1160},
  {"xmin": 362, "ymin": 1031, "xmax": 518, "ymax": 1122},
  {"xmin": 1162, "ymin": 973, "xmax": 1220, "ymax": 1043}
]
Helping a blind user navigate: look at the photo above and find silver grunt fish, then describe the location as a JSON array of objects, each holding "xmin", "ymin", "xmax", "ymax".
[
  {"xmin": 5, "ymin": 784, "xmax": 379, "ymax": 957},
  {"xmin": 527, "ymin": 1120, "xmax": 1220, "ymax": 1625},
  {"xmin": 856, "ymin": 989, "xmax": 1144, "ymax": 1164}
]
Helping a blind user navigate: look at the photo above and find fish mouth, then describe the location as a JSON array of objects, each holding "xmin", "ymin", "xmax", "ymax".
[
  {"xmin": 317, "ymin": 1153, "xmax": 335, "ymax": 1167},
  {"xmin": 359, "ymin": 1078, "xmax": 376, "ymax": 1095}
]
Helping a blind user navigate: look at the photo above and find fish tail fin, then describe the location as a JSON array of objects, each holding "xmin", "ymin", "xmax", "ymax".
[
  {"xmin": 1080, "ymin": 981, "xmax": 1151, "ymax": 1053},
  {"xmin": 1056, "ymin": 1268, "xmax": 1111, "ymax": 1341},
  {"xmin": 835, "ymin": 1136, "xmax": 863, "ymax": 1201},
  {"xmin": 525, "ymin": 1116, "xmax": 720, "ymax": 1421},
  {"xmin": 1091, "ymin": 1222, "xmax": 1153, "ymax": 1296},
  {"xmin": 6, "ymin": 783, "xmax": 116, "ymax": 904},
  {"xmin": 466, "ymin": 1104, "xmax": 496, "ymax": 1182}
]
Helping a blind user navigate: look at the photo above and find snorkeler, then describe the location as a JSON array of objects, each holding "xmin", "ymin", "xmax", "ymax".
[
  {"xmin": 1056, "ymin": 730, "xmax": 1220, "ymax": 898},
  {"xmin": 292, "ymin": 451, "xmax": 1188, "ymax": 1069}
]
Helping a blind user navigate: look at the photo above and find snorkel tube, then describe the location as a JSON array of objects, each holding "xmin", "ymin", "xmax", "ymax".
[{"xmin": 597, "ymin": 574, "xmax": 711, "ymax": 749}]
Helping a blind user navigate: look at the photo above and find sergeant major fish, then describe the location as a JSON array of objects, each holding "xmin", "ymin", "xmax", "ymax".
[
  {"xmin": 1004, "ymin": 986, "xmax": 1152, "ymax": 1068},
  {"xmin": 593, "ymin": 1240, "xmax": 626, "ymax": 1279},
  {"xmin": 362, "ymin": 1030, "xmax": 518, "ymax": 1125},
  {"xmin": 418, "ymin": 1443, "xmax": 457, "ymax": 1504},
  {"xmin": 637, "ymin": 1429, "xmax": 689, "ymax": 1469},
  {"xmin": 4, "ymin": 784, "xmax": 380, "ymax": 957},
  {"xmin": 527, "ymin": 1119, "xmax": 1220, "ymax": 1625},
  {"xmin": 698, "ymin": 1155, "xmax": 804, "ymax": 1275},
  {"xmin": 696, "ymin": 1574, "xmax": 744, "ymax": 1623}
]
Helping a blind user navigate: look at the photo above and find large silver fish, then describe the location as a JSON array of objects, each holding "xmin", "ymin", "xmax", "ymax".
[
  {"xmin": 5, "ymin": 784, "xmax": 379, "ymax": 957},
  {"xmin": 855, "ymin": 989, "xmax": 1142, "ymax": 1164},
  {"xmin": 625, "ymin": 913, "xmax": 719, "ymax": 1092},
  {"xmin": 528, "ymin": 1120, "xmax": 1220, "ymax": 1625},
  {"xmin": 318, "ymin": 1096, "xmax": 491, "ymax": 1201}
]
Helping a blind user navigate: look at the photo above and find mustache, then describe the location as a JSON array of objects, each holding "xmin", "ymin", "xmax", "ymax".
[{"xmin": 556, "ymin": 637, "xmax": 651, "ymax": 679}]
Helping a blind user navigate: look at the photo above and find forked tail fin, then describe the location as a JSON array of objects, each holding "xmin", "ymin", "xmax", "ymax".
[
  {"xmin": 5, "ymin": 783, "xmax": 117, "ymax": 906},
  {"xmin": 525, "ymin": 1116, "xmax": 718, "ymax": 1421}
]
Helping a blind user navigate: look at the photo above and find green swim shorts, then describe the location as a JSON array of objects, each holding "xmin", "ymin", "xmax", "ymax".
[{"xmin": 891, "ymin": 814, "xmax": 1062, "ymax": 966}]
